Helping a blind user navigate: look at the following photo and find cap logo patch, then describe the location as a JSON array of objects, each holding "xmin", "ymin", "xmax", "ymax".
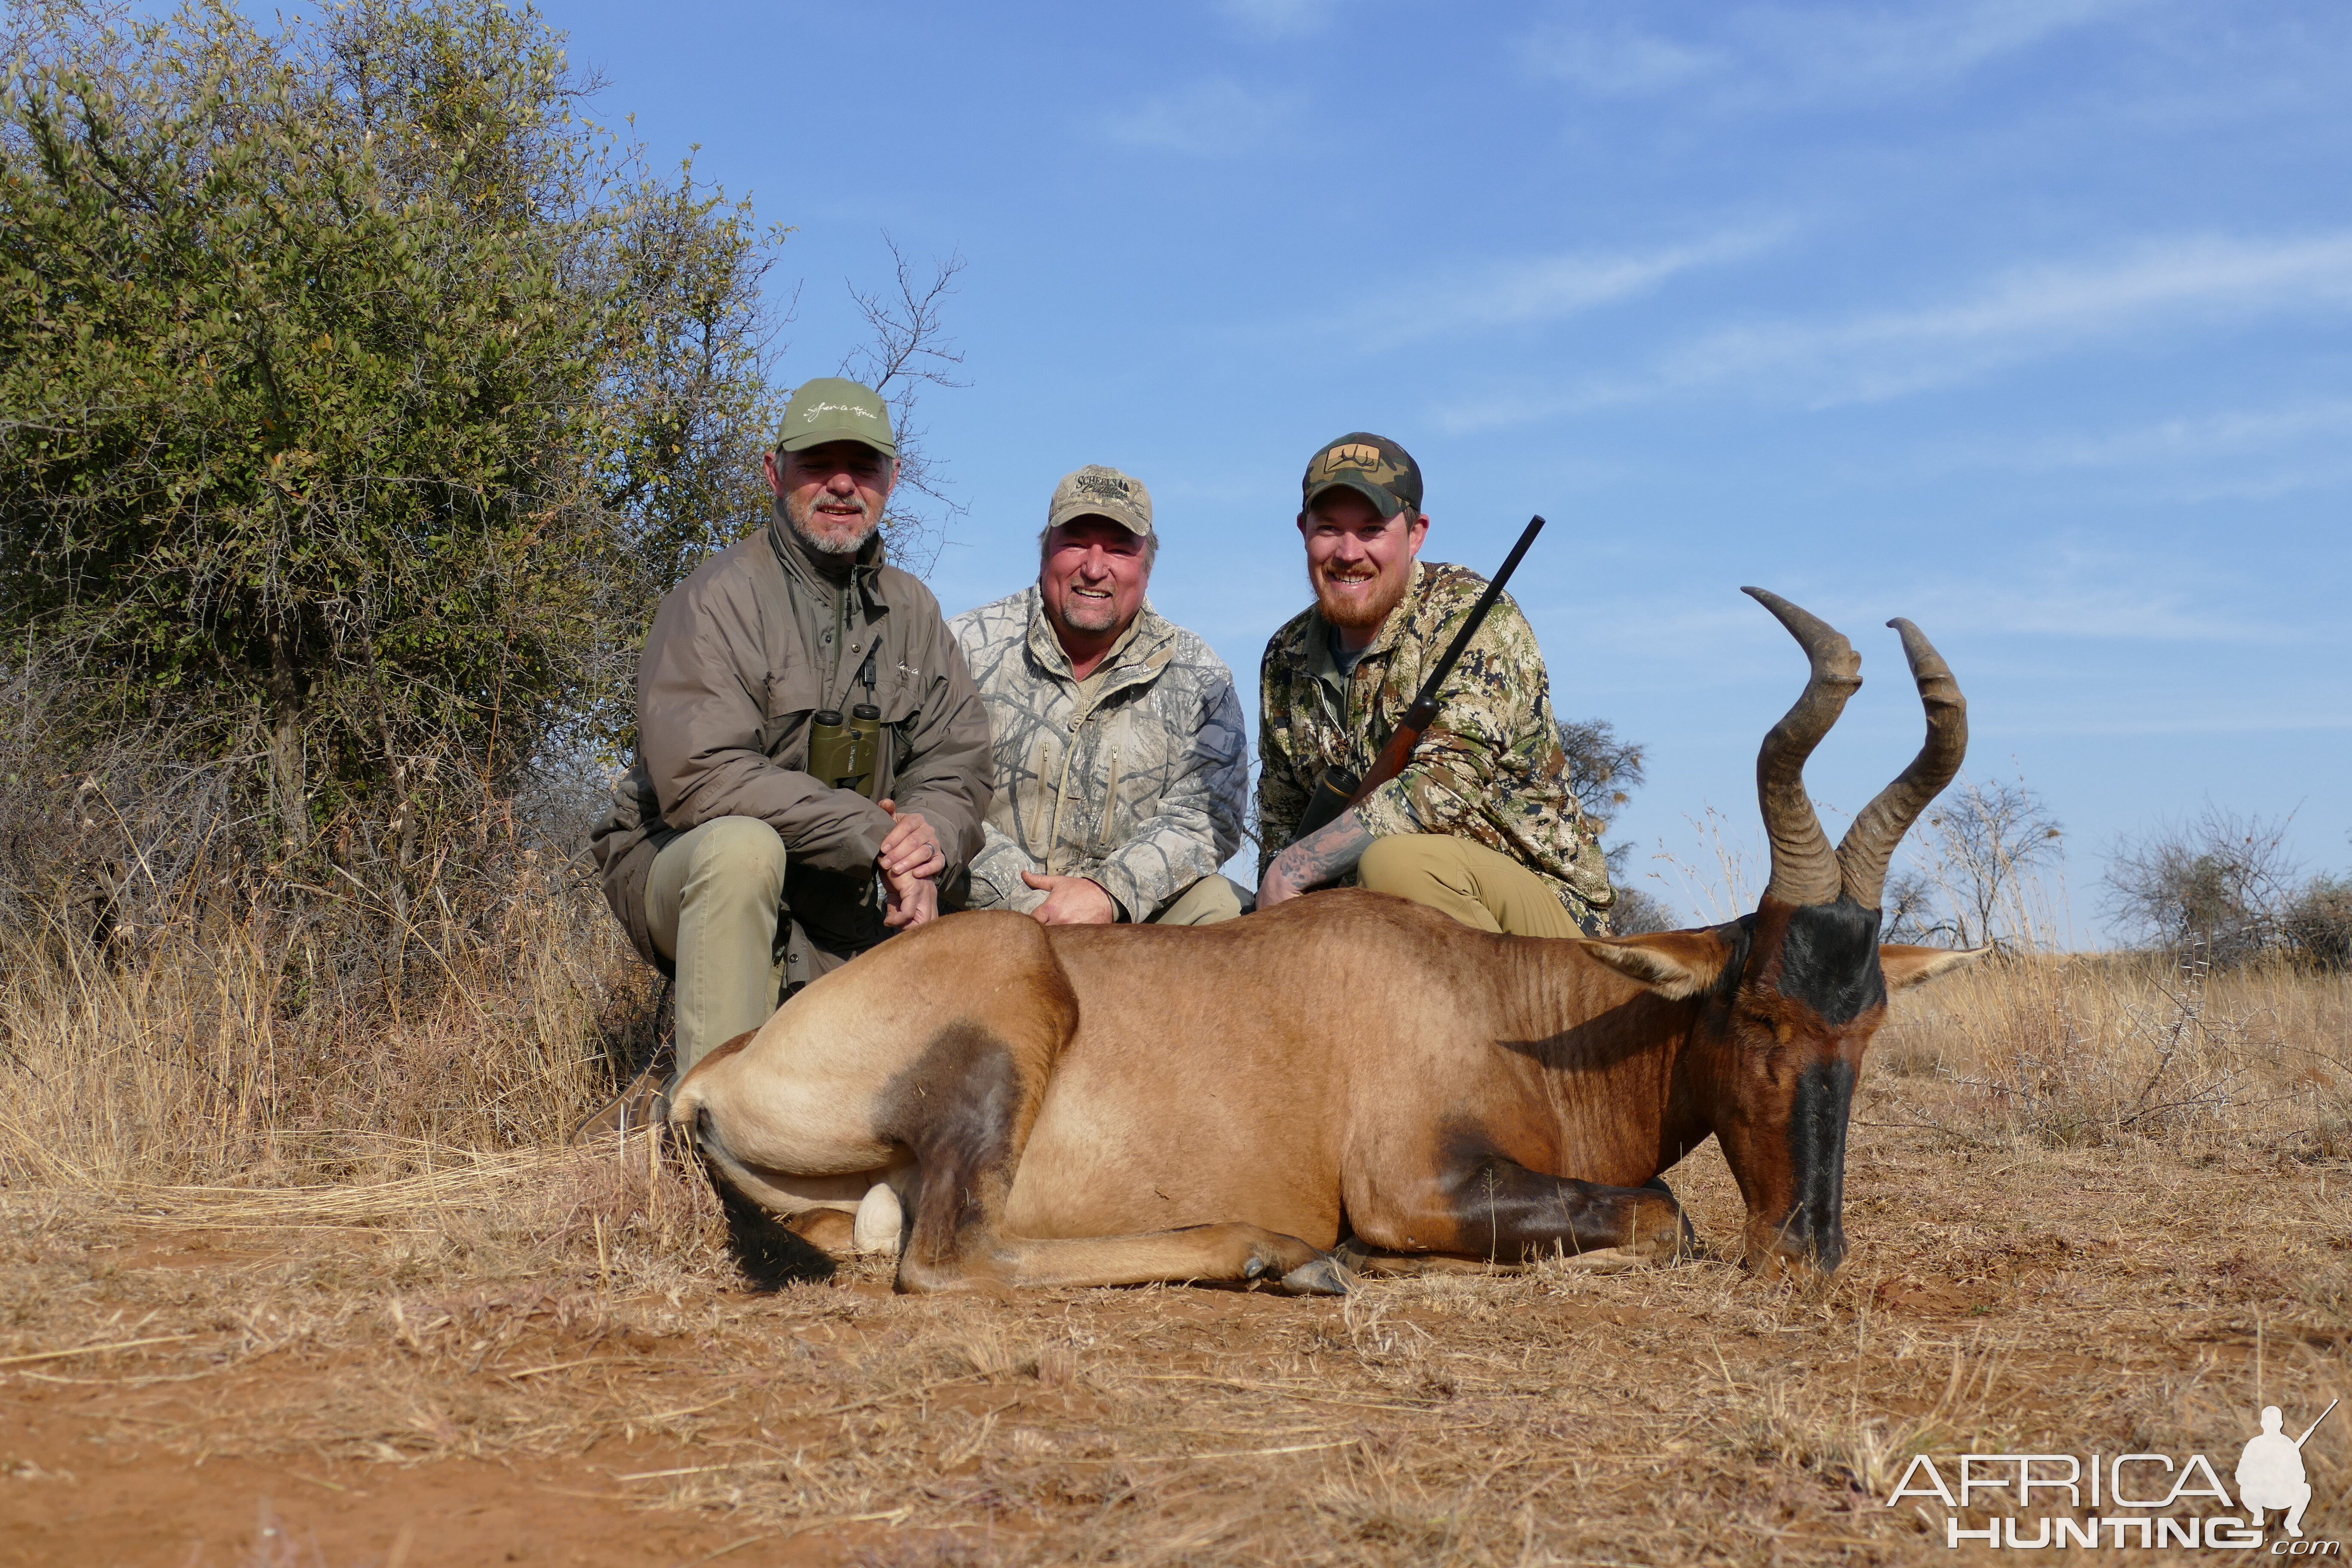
[{"xmin": 1317, "ymin": 442, "xmax": 1383, "ymax": 475}]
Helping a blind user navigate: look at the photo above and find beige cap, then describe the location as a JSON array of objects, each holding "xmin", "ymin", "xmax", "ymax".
[{"xmin": 1046, "ymin": 465, "xmax": 1153, "ymax": 536}]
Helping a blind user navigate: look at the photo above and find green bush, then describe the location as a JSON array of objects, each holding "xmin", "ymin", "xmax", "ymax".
[{"xmin": 0, "ymin": 0, "xmax": 781, "ymax": 886}]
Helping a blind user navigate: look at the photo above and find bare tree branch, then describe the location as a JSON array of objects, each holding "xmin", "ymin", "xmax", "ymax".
[{"xmin": 838, "ymin": 235, "xmax": 968, "ymax": 574}]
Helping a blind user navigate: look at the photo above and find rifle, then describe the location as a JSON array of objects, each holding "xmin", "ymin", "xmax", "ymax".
[{"xmin": 1291, "ymin": 513, "xmax": 1547, "ymax": 839}]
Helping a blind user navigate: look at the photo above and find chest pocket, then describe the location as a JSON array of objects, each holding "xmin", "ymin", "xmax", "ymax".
[
  {"xmin": 762, "ymin": 666, "xmax": 828, "ymax": 771},
  {"xmin": 873, "ymin": 658, "xmax": 934, "ymax": 782}
]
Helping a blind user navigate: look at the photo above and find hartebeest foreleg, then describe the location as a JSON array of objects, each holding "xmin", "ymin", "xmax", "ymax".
[{"xmin": 1347, "ymin": 1148, "xmax": 1692, "ymax": 1266}]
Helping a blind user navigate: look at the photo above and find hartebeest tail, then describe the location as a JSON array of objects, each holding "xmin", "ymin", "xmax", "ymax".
[{"xmin": 675, "ymin": 590, "xmax": 1981, "ymax": 1294}]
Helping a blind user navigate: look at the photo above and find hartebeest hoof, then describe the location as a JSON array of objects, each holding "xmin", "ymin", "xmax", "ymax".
[
  {"xmin": 851, "ymin": 1181, "xmax": 903, "ymax": 1255},
  {"xmin": 1627, "ymin": 1180, "xmax": 1696, "ymax": 1263},
  {"xmin": 1229, "ymin": 1228, "xmax": 1352, "ymax": 1295},
  {"xmin": 1276, "ymin": 1254, "xmax": 1354, "ymax": 1296}
]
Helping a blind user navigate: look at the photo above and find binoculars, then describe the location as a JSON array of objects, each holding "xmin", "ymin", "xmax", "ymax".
[{"xmin": 808, "ymin": 704, "xmax": 883, "ymax": 797}]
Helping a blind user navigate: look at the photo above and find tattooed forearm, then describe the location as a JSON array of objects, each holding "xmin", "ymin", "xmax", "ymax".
[{"xmin": 1257, "ymin": 808, "xmax": 1375, "ymax": 907}]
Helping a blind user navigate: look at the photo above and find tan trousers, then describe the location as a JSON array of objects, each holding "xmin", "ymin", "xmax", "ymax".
[
  {"xmin": 1357, "ymin": 834, "xmax": 1582, "ymax": 938},
  {"xmin": 649, "ymin": 822, "xmax": 1246, "ymax": 1074},
  {"xmin": 1152, "ymin": 874, "xmax": 1250, "ymax": 926},
  {"xmin": 646, "ymin": 817, "xmax": 793, "ymax": 1075}
]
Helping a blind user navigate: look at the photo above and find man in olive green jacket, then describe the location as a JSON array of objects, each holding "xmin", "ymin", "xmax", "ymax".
[{"xmin": 589, "ymin": 379, "xmax": 991, "ymax": 1104}]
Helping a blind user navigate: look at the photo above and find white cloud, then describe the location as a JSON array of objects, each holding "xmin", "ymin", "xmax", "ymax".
[
  {"xmin": 1582, "ymin": 548, "xmax": 2273, "ymax": 655},
  {"xmin": 1520, "ymin": 18, "xmax": 1721, "ymax": 97},
  {"xmin": 1102, "ymin": 77, "xmax": 1300, "ymax": 158},
  {"xmin": 1656, "ymin": 231, "xmax": 2352, "ymax": 405},
  {"xmin": 1213, "ymin": 0, "xmax": 1341, "ymax": 40},
  {"xmin": 1360, "ymin": 227, "xmax": 1784, "ymax": 346},
  {"xmin": 1988, "ymin": 401, "xmax": 2352, "ymax": 471},
  {"xmin": 1522, "ymin": 0, "xmax": 2153, "ymax": 107}
]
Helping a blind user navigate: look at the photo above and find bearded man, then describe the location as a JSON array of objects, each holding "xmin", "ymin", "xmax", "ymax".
[
  {"xmin": 1254, "ymin": 432, "xmax": 1615, "ymax": 935},
  {"xmin": 586, "ymin": 378, "xmax": 991, "ymax": 1121},
  {"xmin": 951, "ymin": 465, "xmax": 1250, "ymax": 927}
]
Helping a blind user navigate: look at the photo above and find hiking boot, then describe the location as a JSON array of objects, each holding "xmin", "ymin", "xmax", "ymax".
[{"xmin": 571, "ymin": 1060, "xmax": 674, "ymax": 1145}]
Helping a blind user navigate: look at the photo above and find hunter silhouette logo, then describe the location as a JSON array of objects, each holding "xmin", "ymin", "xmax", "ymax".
[{"xmin": 2241, "ymin": 1400, "xmax": 2337, "ymax": 1539}]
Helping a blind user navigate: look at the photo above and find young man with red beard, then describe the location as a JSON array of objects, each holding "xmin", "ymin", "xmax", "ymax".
[{"xmin": 1253, "ymin": 433, "xmax": 1617, "ymax": 935}]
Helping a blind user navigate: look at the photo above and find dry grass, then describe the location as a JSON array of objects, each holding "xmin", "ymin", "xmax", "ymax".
[{"xmin": 2, "ymin": 899, "xmax": 2347, "ymax": 1566}]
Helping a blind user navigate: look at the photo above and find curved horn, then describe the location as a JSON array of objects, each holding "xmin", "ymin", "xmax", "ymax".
[
  {"xmin": 1743, "ymin": 588, "xmax": 1863, "ymax": 908},
  {"xmin": 1835, "ymin": 618, "xmax": 1968, "ymax": 910}
]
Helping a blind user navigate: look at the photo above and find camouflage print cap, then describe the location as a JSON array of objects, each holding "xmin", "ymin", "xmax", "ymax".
[
  {"xmin": 1046, "ymin": 464, "xmax": 1154, "ymax": 536},
  {"xmin": 1301, "ymin": 431, "xmax": 1422, "ymax": 520},
  {"xmin": 776, "ymin": 377, "xmax": 897, "ymax": 457}
]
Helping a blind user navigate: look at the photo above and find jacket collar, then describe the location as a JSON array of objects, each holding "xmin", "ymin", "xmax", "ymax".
[
  {"xmin": 768, "ymin": 503, "xmax": 889, "ymax": 616},
  {"xmin": 1022, "ymin": 585, "xmax": 1176, "ymax": 702}
]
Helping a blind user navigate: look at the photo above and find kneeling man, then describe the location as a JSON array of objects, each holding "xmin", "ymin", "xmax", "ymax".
[
  {"xmin": 951, "ymin": 466, "xmax": 1250, "ymax": 926},
  {"xmin": 591, "ymin": 379, "xmax": 992, "ymax": 1095},
  {"xmin": 1256, "ymin": 433, "xmax": 1615, "ymax": 934}
]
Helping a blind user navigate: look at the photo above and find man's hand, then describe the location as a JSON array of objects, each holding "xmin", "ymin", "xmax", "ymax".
[
  {"xmin": 1256, "ymin": 809, "xmax": 1375, "ymax": 910},
  {"xmin": 876, "ymin": 798, "xmax": 945, "ymax": 881},
  {"xmin": 876, "ymin": 799, "xmax": 943, "ymax": 928},
  {"xmin": 882, "ymin": 863, "xmax": 939, "ymax": 928},
  {"xmin": 1256, "ymin": 858, "xmax": 1308, "ymax": 910},
  {"xmin": 1020, "ymin": 871, "xmax": 1118, "ymax": 925}
]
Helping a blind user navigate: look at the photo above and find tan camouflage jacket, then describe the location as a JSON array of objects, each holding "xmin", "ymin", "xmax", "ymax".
[
  {"xmin": 1255, "ymin": 560, "xmax": 1615, "ymax": 928},
  {"xmin": 949, "ymin": 587, "xmax": 1246, "ymax": 921}
]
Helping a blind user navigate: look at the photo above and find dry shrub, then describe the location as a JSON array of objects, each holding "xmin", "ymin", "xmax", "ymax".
[
  {"xmin": 1871, "ymin": 949, "xmax": 2351, "ymax": 1155},
  {"xmin": 0, "ymin": 863, "xmax": 654, "ymax": 1192}
]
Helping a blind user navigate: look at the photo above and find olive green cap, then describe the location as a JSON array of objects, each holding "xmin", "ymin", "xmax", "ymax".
[
  {"xmin": 1301, "ymin": 431, "xmax": 1422, "ymax": 519},
  {"xmin": 776, "ymin": 377, "xmax": 897, "ymax": 457},
  {"xmin": 1046, "ymin": 465, "xmax": 1153, "ymax": 536}
]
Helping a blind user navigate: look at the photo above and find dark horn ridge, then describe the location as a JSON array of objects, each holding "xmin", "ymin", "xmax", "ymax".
[
  {"xmin": 1743, "ymin": 587, "xmax": 1863, "ymax": 909},
  {"xmin": 1834, "ymin": 617, "xmax": 1969, "ymax": 910}
]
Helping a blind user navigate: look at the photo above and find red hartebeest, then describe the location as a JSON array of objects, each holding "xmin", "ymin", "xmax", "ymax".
[{"xmin": 672, "ymin": 588, "xmax": 1977, "ymax": 1292}]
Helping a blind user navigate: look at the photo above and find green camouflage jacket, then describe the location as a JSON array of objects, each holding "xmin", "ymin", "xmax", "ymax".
[{"xmin": 1254, "ymin": 560, "xmax": 1615, "ymax": 929}]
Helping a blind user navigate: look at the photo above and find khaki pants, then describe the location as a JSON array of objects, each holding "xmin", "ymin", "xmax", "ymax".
[
  {"xmin": 649, "ymin": 822, "xmax": 1247, "ymax": 1074},
  {"xmin": 1357, "ymin": 834, "xmax": 1583, "ymax": 938},
  {"xmin": 1152, "ymin": 874, "xmax": 1250, "ymax": 926},
  {"xmin": 646, "ymin": 817, "xmax": 794, "ymax": 1076}
]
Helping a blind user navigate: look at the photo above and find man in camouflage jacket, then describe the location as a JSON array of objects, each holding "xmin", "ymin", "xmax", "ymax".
[
  {"xmin": 1255, "ymin": 432, "xmax": 1614, "ymax": 936},
  {"xmin": 950, "ymin": 466, "xmax": 1250, "ymax": 927}
]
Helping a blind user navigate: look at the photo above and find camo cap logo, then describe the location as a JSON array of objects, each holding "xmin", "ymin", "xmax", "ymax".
[
  {"xmin": 1047, "ymin": 464, "xmax": 1154, "ymax": 535},
  {"xmin": 1302, "ymin": 431, "xmax": 1423, "ymax": 519},
  {"xmin": 1313, "ymin": 442, "xmax": 1387, "ymax": 478}
]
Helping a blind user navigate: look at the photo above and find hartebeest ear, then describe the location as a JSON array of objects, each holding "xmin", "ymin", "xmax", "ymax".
[
  {"xmin": 1878, "ymin": 943, "xmax": 1985, "ymax": 992},
  {"xmin": 1578, "ymin": 931, "xmax": 1734, "ymax": 999}
]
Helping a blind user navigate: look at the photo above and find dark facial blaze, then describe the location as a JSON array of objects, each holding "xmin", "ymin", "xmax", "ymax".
[
  {"xmin": 1721, "ymin": 898, "xmax": 1889, "ymax": 1275},
  {"xmin": 1774, "ymin": 899, "xmax": 1887, "ymax": 1025}
]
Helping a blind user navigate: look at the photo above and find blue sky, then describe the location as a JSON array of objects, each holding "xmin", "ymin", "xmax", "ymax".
[{"xmin": 554, "ymin": 0, "xmax": 2349, "ymax": 936}]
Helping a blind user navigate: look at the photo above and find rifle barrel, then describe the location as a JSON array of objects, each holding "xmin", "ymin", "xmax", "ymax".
[{"xmin": 1404, "ymin": 514, "xmax": 1546, "ymax": 718}]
